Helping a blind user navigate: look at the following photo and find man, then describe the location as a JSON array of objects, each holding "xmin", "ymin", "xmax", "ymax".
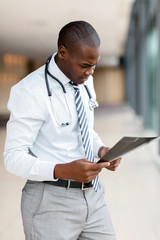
[{"xmin": 4, "ymin": 21, "xmax": 121, "ymax": 240}]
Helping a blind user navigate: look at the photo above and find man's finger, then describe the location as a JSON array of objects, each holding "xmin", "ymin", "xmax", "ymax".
[
  {"xmin": 97, "ymin": 161, "xmax": 110, "ymax": 170},
  {"xmin": 88, "ymin": 161, "xmax": 110, "ymax": 172},
  {"xmin": 110, "ymin": 158, "xmax": 121, "ymax": 165}
]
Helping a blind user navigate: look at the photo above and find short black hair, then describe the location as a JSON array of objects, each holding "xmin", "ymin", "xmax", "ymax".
[{"xmin": 57, "ymin": 21, "xmax": 100, "ymax": 52}]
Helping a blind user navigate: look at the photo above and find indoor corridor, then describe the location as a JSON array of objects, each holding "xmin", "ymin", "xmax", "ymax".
[{"xmin": 0, "ymin": 104, "xmax": 160, "ymax": 240}]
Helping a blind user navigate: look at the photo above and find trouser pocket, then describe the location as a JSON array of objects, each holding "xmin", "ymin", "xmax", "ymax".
[{"xmin": 21, "ymin": 181, "xmax": 46, "ymax": 239}]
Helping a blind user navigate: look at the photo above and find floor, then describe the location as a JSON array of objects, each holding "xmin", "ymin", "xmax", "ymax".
[{"xmin": 0, "ymin": 103, "xmax": 160, "ymax": 240}]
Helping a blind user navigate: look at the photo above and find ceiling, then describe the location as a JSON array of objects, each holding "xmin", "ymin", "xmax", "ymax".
[{"xmin": 0, "ymin": 0, "xmax": 135, "ymax": 65}]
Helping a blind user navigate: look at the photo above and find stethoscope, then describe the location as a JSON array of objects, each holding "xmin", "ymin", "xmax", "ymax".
[{"xmin": 45, "ymin": 55, "xmax": 99, "ymax": 126}]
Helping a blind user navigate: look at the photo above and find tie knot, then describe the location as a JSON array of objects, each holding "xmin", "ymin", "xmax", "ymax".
[{"xmin": 69, "ymin": 81, "xmax": 79, "ymax": 91}]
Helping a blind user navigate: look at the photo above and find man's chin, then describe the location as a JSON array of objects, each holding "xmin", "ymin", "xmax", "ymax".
[
  {"xmin": 78, "ymin": 78, "xmax": 88, "ymax": 84},
  {"xmin": 71, "ymin": 77, "xmax": 89, "ymax": 85}
]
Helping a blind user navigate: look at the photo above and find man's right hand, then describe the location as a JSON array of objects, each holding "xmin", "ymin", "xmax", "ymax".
[{"xmin": 54, "ymin": 159, "xmax": 110, "ymax": 183}]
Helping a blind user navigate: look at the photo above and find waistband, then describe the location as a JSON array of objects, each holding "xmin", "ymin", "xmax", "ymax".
[{"xmin": 43, "ymin": 179, "xmax": 93, "ymax": 190}]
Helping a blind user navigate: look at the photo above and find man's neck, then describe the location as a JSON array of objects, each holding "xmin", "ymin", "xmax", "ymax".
[{"xmin": 55, "ymin": 54, "xmax": 63, "ymax": 73}]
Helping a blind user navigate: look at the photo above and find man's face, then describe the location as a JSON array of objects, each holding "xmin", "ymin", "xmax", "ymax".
[{"xmin": 59, "ymin": 45, "xmax": 100, "ymax": 84}]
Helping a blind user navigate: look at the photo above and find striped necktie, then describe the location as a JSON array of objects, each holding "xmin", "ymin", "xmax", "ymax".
[{"xmin": 70, "ymin": 81, "xmax": 99, "ymax": 191}]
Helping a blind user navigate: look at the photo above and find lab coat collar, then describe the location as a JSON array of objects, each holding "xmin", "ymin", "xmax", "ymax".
[{"xmin": 48, "ymin": 53, "xmax": 70, "ymax": 86}]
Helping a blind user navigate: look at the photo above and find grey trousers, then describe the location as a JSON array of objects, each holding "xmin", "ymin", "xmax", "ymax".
[{"xmin": 21, "ymin": 180, "xmax": 116, "ymax": 240}]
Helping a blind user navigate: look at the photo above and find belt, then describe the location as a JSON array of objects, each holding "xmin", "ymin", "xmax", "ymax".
[{"xmin": 44, "ymin": 179, "xmax": 93, "ymax": 190}]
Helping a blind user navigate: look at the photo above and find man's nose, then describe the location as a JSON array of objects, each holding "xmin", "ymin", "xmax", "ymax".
[{"xmin": 84, "ymin": 68, "xmax": 95, "ymax": 76}]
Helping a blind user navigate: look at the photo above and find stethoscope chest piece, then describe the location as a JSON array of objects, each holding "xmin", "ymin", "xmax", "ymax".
[{"xmin": 89, "ymin": 98, "xmax": 99, "ymax": 110}]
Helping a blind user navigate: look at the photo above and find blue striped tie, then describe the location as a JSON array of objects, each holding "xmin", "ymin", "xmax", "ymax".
[{"xmin": 70, "ymin": 82, "xmax": 99, "ymax": 191}]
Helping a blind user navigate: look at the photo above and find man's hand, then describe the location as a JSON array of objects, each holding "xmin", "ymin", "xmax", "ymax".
[
  {"xmin": 98, "ymin": 146, "xmax": 121, "ymax": 171},
  {"xmin": 54, "ymin": 159, "xmax": 110, "ymax": 183}
]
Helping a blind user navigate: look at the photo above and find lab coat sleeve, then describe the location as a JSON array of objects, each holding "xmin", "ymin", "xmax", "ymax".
[
  {"xmin": 4, "ymin": 85, "xmax": 56, "ymax": 181},
  {"xmin": 92, "ymin": 129, "xmax": 105, "ymax": 158}
]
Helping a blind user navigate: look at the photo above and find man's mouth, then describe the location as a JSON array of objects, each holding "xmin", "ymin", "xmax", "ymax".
[{"xmin": 81, "ymin": 77, "xmax": 89, "ymax": 81}]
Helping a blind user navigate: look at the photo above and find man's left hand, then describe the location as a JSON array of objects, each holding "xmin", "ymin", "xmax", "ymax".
[{"xmin": 98, "ymin": 146, "xmax": 121, "ymax": 171}]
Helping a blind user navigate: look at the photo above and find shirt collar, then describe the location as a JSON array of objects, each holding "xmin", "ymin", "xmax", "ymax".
[{"xmin": 48, "ymin": 53, "xmax": 70, "ymax": 86}]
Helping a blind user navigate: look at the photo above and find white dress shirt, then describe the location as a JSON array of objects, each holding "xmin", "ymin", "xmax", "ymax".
[{"xmin": 4, "ymin": 53, "xmax": 104, "ymax": 181}]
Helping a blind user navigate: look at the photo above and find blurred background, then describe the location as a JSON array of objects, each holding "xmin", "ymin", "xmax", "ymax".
[{"xmin": 1, "ymin": 0, "xmax": 160, "ymax": 239}]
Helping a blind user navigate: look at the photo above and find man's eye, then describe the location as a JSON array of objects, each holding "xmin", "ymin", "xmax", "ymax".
[{"xmin": 80, "ymin": 65, "xmax": 87, "ymax": 68}]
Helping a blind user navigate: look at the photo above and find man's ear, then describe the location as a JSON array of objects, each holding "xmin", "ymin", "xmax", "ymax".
[{"xmin": 58, "ymin": 45, "xmax": 68, "ymax": 60}]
